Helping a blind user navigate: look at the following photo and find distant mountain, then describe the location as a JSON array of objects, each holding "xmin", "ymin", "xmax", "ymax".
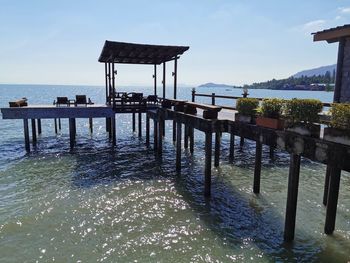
[
  {"xmin": 292, "ymin": 64, "xmax": 336, "ymax": 78},
  {"xmin": 198, "ymin": 82, "xmax": 234, "ymax": 88}
]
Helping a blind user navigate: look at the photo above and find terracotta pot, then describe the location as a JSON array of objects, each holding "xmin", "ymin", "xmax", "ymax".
[
  {"xmin": 286, "ymin": 123, "xmax": 320, "ymax": 138},
  {"xmin": 256, "ymin": 116, "xmax": 284, "ymax": 130},
  {"xmin": 323, "ymin": 127, "xmax": 350, "ymax": 146}
]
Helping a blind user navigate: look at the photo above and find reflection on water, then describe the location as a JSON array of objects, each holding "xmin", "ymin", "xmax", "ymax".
[{"xmin": 0, "ymin": 85, "xmax": 349, "ymax": 262}]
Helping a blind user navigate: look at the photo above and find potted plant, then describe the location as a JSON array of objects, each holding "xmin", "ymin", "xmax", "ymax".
[
  {"xmin": 235, "ymin": 98, "xmax": 259, "ymax": 123},
  {"xmin": 256, "ymin": 98, "xmax": 285, "ymax": 129},
  {"xmin": 285, "ymin": 98, "xmax": 323, "ymax": 138},
  {"xmin": 323, "ymin": 103, "xmax": 350, "ymax": 145}
]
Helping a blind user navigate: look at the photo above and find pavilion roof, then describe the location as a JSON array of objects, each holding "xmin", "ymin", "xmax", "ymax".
[
  {"xmin": 98, "ymin": 41, "xmax": 189, "ymax": 64},
  {"xmin": 313, "ymin": 24, "xmax": 350, "ymax": 43}
]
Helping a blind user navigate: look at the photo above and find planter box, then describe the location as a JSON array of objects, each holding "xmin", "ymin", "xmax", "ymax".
[
  {"xmin": 161, "ymin": 100, "xmax": 172, "ymax": 109},
  {"xmin": 235, "ymin": 113, "xmax": 255, "ymax": 124},
  {"xmin": 256, "ymin": 116, "xmax": 284, "ymax": 130},
  {"xmin": 286, "ymin": 123, "xmax": 320, "ymax": 138},
  {"xmin": 323, "ymin": 127, "xmax": 350, "ymax": 146}
]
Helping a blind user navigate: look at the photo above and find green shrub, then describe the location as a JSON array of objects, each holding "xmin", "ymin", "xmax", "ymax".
[
  {"xmin": 285, "ymin": 98, "xmax": 323, "ymax": 124},
  {"xmin": 236, "ymin": 98, "xmax": 259, "ymax": 116},
  {"xmin": 330, "ymin": 103, "xmax": 350, "ymax": 130},
  {"xmin": 259, "ymin": 98, "xmax": 285, "ymax": 119}
]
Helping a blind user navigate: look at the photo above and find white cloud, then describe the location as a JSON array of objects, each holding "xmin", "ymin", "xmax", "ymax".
[
  {"xmin": 301, "ymin": 19, "xmax": 326, "ymax": 34},
  {"xmin": 335, "ymin": 15, "xmax": 342, "ymax": 20},
  {"xmin": 338, "ymin": 7, "xmax": 350, "ymax": 14}
]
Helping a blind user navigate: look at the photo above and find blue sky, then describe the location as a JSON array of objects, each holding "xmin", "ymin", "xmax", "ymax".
[{"xmin": 0, "ymin": 0, "xmax": 349, "ymax": 86}]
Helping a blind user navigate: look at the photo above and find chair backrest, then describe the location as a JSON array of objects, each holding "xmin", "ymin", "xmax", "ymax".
[
  {"xmin": 76, "ymin": 95, "xmax": 87, "ymax": 104},
  {"xmin": 57, "ymin": 97, "xmax": 68, "ymax": 104}
]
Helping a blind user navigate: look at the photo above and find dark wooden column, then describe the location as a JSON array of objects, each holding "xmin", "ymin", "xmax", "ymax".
[
  {"xmin": 204, "ymin": 131, "xmax": 212, "ymax": 197},
  {"xmin": 146, "ymin": 115, "xmax": 150, "ymax": 146},
  {"xmin": 173, "ymin": 121, "xmax": 176, "ymax": 143},
  {"xmin": 324, "ymin": 165, "xmax": 341, "ymax": 234},
  {"xmin": 111, "ymin": 116, "xmax": 116, "ymax": 146},
  {"xmin": 189, "ymin": 127, "xmax": 194, "ymax": 154},
  {"xmin": 214, "ymin": 131, "xmax": 220, "ymax": 167},
  {"xmin": 184, "ymin": 125, "xmax": 189, "ymax": 149},
  {"xmin": 54, "ymin": 118, "xmax": 58, "ymax": 134},
  {"xmin": 112, "ymin": 63, "xmax": 116, "ymax": 109},
  {"xmin": 132, "ymin": 113, "xmax": 136, "ymax": 132},
  {"xmin": 333, "ymin": 38, "xmax": 345, "ymax": 103},
  {"xmin": 323, "ymin": 165, "xmax": 331, "ymax": 206},
  {"xmin": 23, "ymin": 119, "xmax": 30, "ymax": 152},
  {"xmin": 31, "ymin": 119, "xmax": 37, "ymax": 144},
  {"xmin": 37, "ymin": 119, "xmax": 42, "ymax": 135},
  {"xmin": 158, "ymin": 116, "xmax": 163, "ymax": 156},
  {"xmin": 108, "ymin": 63, "xmax": 112, "ymax": 105},
  {"xmin": 162, "ymin": 62, "xmax": 166, "ymax": 99},
  {"xmin": 138, "ymin": 113, "xmax": 142, "ymax": 137},
  {"xmin": 154, "ymin": 119, "xmax": 158, "ymax": 151},
  {"xmin": 176, "ymin": 121, "xmax": 182, "ymax": 171},
  {"xmin": 229, "ymin": 133, "xmax": 235, "ymax": 161},
  {"xmin": 269, "ymin": 147, "xmax": 275, "ymax": 160},
  {"xmin": 105, "ymin": 62, "xmax": 109, "ymax": 104},
  {"xmin": 58, "ymin": 118, "xmax": 61, "ymax": 130},
  {"xmin": 284, "ymin": 153, "xmax": 301, "ymax": 242},
  {"xmin": 89, "ymin": 118, "xmax": 93, "ymax": 133},
  {"xmin": 253, "ymin": 141, "xmax": 262, "ymax": 194},
  {"xmin": 69, "ymin": 118, "xmax": 75, "ymax": 149},
  {"xmin": 153, "ymin": 64, "xmax": 157, "ymax": 96},
  {"xmin": 240, "ymin": 137, "xmax": 244, "ymax": 148}
]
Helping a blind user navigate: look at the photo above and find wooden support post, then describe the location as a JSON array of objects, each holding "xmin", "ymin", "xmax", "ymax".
[
  {"xmin": 73, "ymin": 118, "xmax": 76, "ymax": 136},
  {"xmin": 108, "ymin": 117, "xmax": 112, "ymax": 139},
  {"xmin": 132, "ymin": 113, "xmax": 136, "ymax": 133},
  {"xmin": 31, "ymin": 119, "xmax": 37, "ymax": 144},
  {"xmin": 269, "ymin": 146, "xmax": 275, "ymax": 160},
  {"xmin": 240, "ymin": 137, "xmax": 244, "ymax": 148},
  {"xmin": 154, "ymin": 64, "xmax": 157, "ymax": 96},
  {"xmin": 106, "ymin": 118, "xmax": 110, "ymax": 132},
  {"xmin": 214, "ymin": 132, "xmax": 220, "ymax": 167},
  {"xmin": 229, "ymin": 133, "xmax": 235, "ymax": 161},
  {"xmin": 189, "ymin": 127, "xmax": 194, "ymax": 154},
  {"xmin": 284, "ymin": 154, "xmax": 301, "ymax": 242},
  {"xmin": 162, "ymin": 62, "xmax": 166, "ymax": 99},
  {"xmin": 146, "ymin": 115, "xmax": 150, "ymax": 146},
  {"xmin": 154, "ymin": 119, "xmax": 158, "ymax": 151},
  {"xmin": 23, "ymin": 119, "xmax": 30, "ymax": 152},
  {"xmin": 172, "ymin": 120, "xmax": 176, "ymax": 143},
  {"xmin": 58, "ymin": 118, "xmax": 61, "ymax": 130},
  {"xmin": 54, "ymin": 118, "xmax": 58, "ymax": 134},
  {"xmin": 211, "ymin": 93, "xmax": 215, "ymax": 105},
  {"xmin": 37, "ymin": 119, "xmax": 42, "ymax": 135},
  {"xmin": 162, "ymin": 120, "xmax": 165, "ymax": 137},
  {"xmin": 204, "ymin": 132, "xmax": 212, "ymax": 197},
  {"xmin": 158, "ymin": 117, "xmax": 163, "ymax": 156},
  {"xmin": 89, "ymin": 118, "xmax": 93, "ymax": 133},
  {"xmin": 253, "ymin": 141, "xmax": 262, "ymax": 194},
  {"xmin": 184, "ymin": 125, "xmax": 189, "ymax": 149},
  {"xmin": 138, "ymin": 112, "xmax": 142, "ymax": 138},
  {"xmin": 176, "ymin": 121, "xmax": 182, "ymax": 171},
  {"xmin": 69, "ymin": 118, "xmax": 75, "ymax": 149},
  {"xmin": 191, "ymin": 88, "xmax": 195, "ymax": 102},
  {"xmin": 323, "ymin": 165, "xmax": 331, "ymax": 206},
  {"xmin": 111, "ymin": 116, "xmax": 116, "ymax": 146},
  {"xmin": 324, "ymin": 165, "xmax": 341, "ymax": 235}
]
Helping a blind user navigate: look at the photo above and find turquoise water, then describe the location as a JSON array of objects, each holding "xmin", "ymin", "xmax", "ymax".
[{"xmin": 0, "ymin": 84, "xmax": 349, "ymax": 262}]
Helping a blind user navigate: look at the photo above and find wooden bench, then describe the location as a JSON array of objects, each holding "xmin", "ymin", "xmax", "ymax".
[
  {"xmin": 9, "ymin": 98, "xmax": 27, "ymax": 107},
  {"xmin": 161, "ymin": 99, "xmax": 187, "ymax": 111},
  {"xmin": 184, "ymin": 102, "xmax": 222, "ymax": 119}
]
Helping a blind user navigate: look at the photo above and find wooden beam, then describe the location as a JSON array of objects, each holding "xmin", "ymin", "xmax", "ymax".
[
  {"xmin": 333, "ymin": 38, "xmax": 345, "ymax": 102},
  {"xmin": 313, "ymin": 27, "xmax": 350, "ymax": 42},
  {"xmin": 284, "ymin": 154, "xmax": 301, "ymax": 242}
]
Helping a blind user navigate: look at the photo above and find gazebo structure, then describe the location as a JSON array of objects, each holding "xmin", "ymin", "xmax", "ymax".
[
  {"xmin": 313, "ymin": 24, "xmax": 350, "ymax": 102},
  {"xmin": 98, "ymin": 41, "xmax": 189, "ymax": 109}
]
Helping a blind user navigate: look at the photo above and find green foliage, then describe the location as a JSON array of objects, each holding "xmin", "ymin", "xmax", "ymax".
[
  {"xmin": 330, "ymin": 103, "xmax": 350, "ymax": 130},
  {"xmin": 259, "ymin": 98, "xmax": 285, "ymax": 119},
  {"xmin": 285, "ymin": 99, "xmax": 323, "ymax": 124},
  {"xmin": 236, "ymin": 98, "xmax": 259, "ymax": 116}
]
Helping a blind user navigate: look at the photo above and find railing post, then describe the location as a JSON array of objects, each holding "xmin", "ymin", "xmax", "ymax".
[
  {"xmin": 211, "ymin": 93, "xmax": 215, "ymax": 105},
  {"xmin": 191, "ymin": 88, "xmax": 196, "ymax": 102}
]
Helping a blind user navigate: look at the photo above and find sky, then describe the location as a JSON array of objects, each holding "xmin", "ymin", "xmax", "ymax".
[{"xmin": 0, "ymin": 0, "xmax": 349, "ymax": 87}]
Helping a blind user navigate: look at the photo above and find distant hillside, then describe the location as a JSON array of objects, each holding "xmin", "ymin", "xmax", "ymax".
[
  {"xmin": 292, "ymin": 64, "xmax": 336, "ymax": 78},
  {"xmin": 198, "ymin": 82, "xmax": 234, "ymax": 88}
]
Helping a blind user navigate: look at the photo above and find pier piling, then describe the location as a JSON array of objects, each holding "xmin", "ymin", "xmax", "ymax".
[
  {"xmin": 173, "ymin": 120, "xmax": 176, "ymax": 143},
  {"xmin": 323, "ymin": 165, "xmax": 331, "ymax": 206},
  {"xmin": 324, "ymin": 165, "xmax": 341, "ymax": 235},
  {"xmin": 158, "ymin": 116, "xmax": 163, "ymax": 156},
  {"xmin": 111, "ymin": 116, "xmax": 116, "ymax": 146},
  {"xmin": 146, "ymin": 115, "xmax": 150, "ymax": 146},
  {"xmin": 37, "ymin": 119, "xmax": 42, "ymax": 135},
  {"xmin": 240, "ymin": 137, "xmax": 244, "ymax": 148},
  {"xmin": 204, "ymin": 131, "xmax": 212, "ymax": 197},
  {"xmin": 229, "ymin": 133, "xmax": 235, "ymax": 161},
  {"xmin": 284, "ymin": 154, "xmax": 301, "ymax": 242},
  {"xmin": 138, "ymin": 113, "xmax": 142, "ymax": 137},
  {"xmin": 154, "ymin": 119, "xmax": 158, "ymax": 151},
  {"xmin": 54, "ymin": 118, "xmax": 58, "ymax": 134},
  {"xmin": 89, "ymin": 118, "xmax": 93, "ymax": 133},
  {"xmin": 69, "ymin": 118, "xmax": 75, "ymax": 149},
  {"xmin": 58, "ymin": 118, "xmax": 61, "ymax": 130},
  {"xmin": 132, "ymin": 113, "xmax": 136, "ymax": 132},
  {"xmin": 176, "ymin": 121, "xmax": 182, "ymax": 171},
  {"xmin": 253, "ymin": 141, "xmax": 262, "ymax": 193},
  {"xmin": 189, "ymin": 127, "xmax": 194, "ymax": 154},
  {"xmin": 184, "ymin": 125, "xmax": 189, "ymax": 149},
  {"xmin": 214, "ymin": 132, "xmax": 220, "ymax": 167},
  {"xmin": 31, "ymin": 119, "xmax": 37, "ymax": 144},
  {"xmin": 23, "ymin": 119, "xmax": 30, "ymax": 152}
]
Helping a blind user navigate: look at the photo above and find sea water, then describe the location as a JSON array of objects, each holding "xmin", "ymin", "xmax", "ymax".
[{"xmin": 0, "ymin": 84, "xmax": 349, "ymax": 262}]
